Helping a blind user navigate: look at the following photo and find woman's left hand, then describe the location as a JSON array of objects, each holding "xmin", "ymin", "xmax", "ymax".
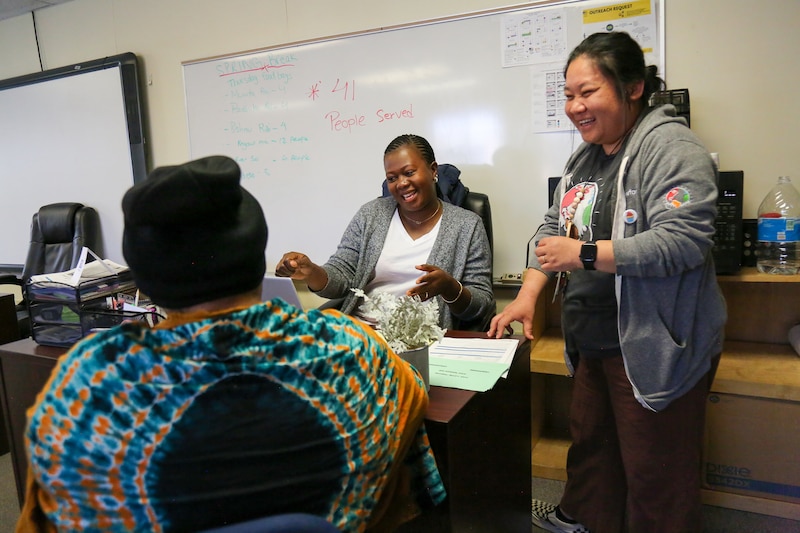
[
  {"xmin": 408, "ymin": 264, "xmax": 458, "ymax": 301},
  {"xmin": 535, "ymin": 236, "xmax": 583, "ymax": 272}
]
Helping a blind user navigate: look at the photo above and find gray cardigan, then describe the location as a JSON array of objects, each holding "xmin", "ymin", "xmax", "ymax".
[
  {"xmin": 533, "ymin": 105, "xmax": 727, "ymax": 411},
  {"xmin": 316, "ymin": 197, "xmax": 494, "ymax": 330}
]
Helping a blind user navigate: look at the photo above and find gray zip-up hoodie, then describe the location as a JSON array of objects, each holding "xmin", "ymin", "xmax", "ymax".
[{"xmin": 535, "ymin": 105, "xmax": 727, "ymax": 411}]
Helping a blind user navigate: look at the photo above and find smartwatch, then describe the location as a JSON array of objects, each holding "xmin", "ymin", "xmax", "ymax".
[{"xmin": 580, "ymin": 242, "xmax": 597, "ymax": 270}]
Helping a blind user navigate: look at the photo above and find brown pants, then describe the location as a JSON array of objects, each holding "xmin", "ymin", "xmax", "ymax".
[{"xmin": 560, "ymin": 354, "xmax": 718, "ymax": 533}]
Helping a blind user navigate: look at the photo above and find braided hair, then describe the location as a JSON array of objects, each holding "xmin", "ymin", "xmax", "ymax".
[{"xmin": 384, "ymin": 134, "xmax": 437, "ymax": 165}]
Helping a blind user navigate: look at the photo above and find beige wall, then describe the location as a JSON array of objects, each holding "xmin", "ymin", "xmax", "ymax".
[
  {"xmin": 662, "ymin": 0, "xmax": 798, "ymax": 216},
  {"xmin": 2, "ymin": 0, "xmax": 797, "ymax": 215},
  {"xmin": 1, "ymin": 0, "xmax": 797, "ymax": 313}
]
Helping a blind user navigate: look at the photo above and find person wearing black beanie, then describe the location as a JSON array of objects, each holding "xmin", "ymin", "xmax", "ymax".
[
  {"xmin": 17, "ymin": 156, "xmax": 446, "ymax": 533},
  {"xmin": 122, "ymin": 155, "xmax": 268, "ymax": 309}
]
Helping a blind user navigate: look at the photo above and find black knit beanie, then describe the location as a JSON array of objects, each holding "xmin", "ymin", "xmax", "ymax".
[{"xmin": 122, "ymin": 155, "xmax": 267, "ymax": 309}]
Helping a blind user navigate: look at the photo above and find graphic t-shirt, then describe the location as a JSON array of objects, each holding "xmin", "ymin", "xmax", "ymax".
[{"xmin": 559, "ymin": 143, "xmax": 623, "ymax": 358}]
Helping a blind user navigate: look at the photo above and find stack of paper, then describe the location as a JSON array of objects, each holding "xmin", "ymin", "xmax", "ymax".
[
  {"xmin": 28, "ymin": 259, "xmax": 129, "ymax": 286},
  {"xmin": 429, "ymin": 337, "xmax": 519, "ymax": 392},
  {"xmin": 27, "ymin": 259, "xmax": 134, "ymax": 301}
]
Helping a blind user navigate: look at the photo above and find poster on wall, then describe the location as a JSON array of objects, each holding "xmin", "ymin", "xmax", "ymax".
[
  {"xmin": 502, "ymin": 7, "xmax": 568, "ymax": 67},
  {"xmin": 580, "ymin": 0, "xmax": 660, "ymax": 69},
  {"xmin": 509, "ymin": 0, "xmax": 660, "ymax": 133}
]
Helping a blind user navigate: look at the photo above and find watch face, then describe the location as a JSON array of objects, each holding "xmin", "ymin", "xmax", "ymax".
[{"xmin": 581, "ymin": 242, "xmax": 597, "ymax": 270}]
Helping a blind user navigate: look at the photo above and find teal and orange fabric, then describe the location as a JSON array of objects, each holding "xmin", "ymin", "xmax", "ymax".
[{"xmin": 17, "ymin": 300, "xmax": 445, "ymax": 532}]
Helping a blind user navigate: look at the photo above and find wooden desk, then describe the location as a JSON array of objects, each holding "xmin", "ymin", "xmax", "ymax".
[
  {"xmin": 0, "ymin": 292, "xmax": 20, "ymax": 344},
  {"xmin": 0, "ymin": 333, "xmax": 531, "ymax": 532},
  {"xmin": 0, "ymin": 338, "xmax": 62, "ymax": 503},
  {"xmin": 0, "ymin": 292, "xmax": 19, "ymax": 455},
  {"xmin": 406, "ymin": 331, "xmax": 532, "ymax": 533}
]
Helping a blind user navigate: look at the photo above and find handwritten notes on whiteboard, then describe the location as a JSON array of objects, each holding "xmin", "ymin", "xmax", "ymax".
[
  {"xmin": 187, "ymin": 51, "xmax": 420, "ymax": 183},
  {"xmin": 182, "ymin": 0, "xmax": 661, "ymax": 274},
  {"xmin": 183, "ymin": 16, "xmax": 561, "ymax": 275}
]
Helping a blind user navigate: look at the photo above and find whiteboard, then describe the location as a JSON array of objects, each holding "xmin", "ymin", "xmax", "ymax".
[
  {"xmin": 183, "ymin": 0, "xmax": 663, "ymax": 276},
  {"xmin": 0, "ymin": 53, "xmax": 147, "ymax": 267}
]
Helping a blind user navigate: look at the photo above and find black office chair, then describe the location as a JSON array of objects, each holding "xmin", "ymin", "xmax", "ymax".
[
  {"xmin": 447, "ymin": 187, "xmax": 495, "ymax": 331},
  {"xmin": 199, "ymin": 513, "xmax": 339, "ymax": 533},
  {"xmin": 0, "ymin": 203, "xmax": 103, "ymax": 339},
  {"xmin": 462, "ymin": 190, "xmax": 493, "ymax": 257}
]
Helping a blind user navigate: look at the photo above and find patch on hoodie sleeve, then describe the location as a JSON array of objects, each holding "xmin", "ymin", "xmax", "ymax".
[{"xmin": 664, "ymin": 186, "xmax": 691, "ymax": 209}]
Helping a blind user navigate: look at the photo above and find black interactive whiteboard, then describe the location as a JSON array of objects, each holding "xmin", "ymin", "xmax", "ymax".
[
  {"xmin": 0, "ymin": 52, "xmax": 147, "ymax": 268},
  {"xmin": 183, "ymin": 0, "xmax": 663, "ymax": 276}
]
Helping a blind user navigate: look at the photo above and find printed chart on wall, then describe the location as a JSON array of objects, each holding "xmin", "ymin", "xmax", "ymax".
[
  {"xmin": 504, "ymin": 0, "xmax": 661, "ymax": 133},
  {"xmin": 182, "ymin": 0, "xmax": 662, "ymax": 276}
]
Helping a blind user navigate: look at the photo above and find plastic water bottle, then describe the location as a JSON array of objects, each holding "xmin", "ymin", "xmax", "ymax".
[{"xmin": 757, "ymin": 176, "xmax": 800, "ymax": 274}]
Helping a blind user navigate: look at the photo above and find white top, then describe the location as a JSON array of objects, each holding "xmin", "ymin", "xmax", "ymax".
[{"xmin": 356, "ymin": 210, "xmax": 440, "ymax": 323}]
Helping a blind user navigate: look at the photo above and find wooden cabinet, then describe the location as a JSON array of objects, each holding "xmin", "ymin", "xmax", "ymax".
[
  {"xmin": 528, "ymin": 268, "xmax": 800, "ymax": 520},
  {"xmin": 0, "ymin": 292, "xmax": 18, "ymax": 456},
  {"xmin": 0, "ymin": 338, "xmax": 62, "ymax": 504},
  {"xmin": 0, "ymin": 292, "xmax": 20, "ymax": 344}
]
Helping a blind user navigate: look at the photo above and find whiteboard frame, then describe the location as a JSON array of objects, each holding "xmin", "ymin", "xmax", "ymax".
[
  {"xmin": 0, "ymin": 52, "xmax": 149, "ymax": 269},
  {"xmin": 183, "ymin": 1, "xmax": 665, "ymax": 77},
  {"xmin": 182, "ymin": 0, "xmax": 665, "ymax": 275}
]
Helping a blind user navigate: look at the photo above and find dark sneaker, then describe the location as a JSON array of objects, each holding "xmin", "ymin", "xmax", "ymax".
[{"xmin": 531, "ymin": 500, "xmax": 591, "ymax": 533}]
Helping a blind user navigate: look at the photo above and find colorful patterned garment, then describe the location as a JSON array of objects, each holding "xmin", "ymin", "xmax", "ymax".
[{"xmin": 18, "ymin": 299, "xmax": 445, "ymax": 533}]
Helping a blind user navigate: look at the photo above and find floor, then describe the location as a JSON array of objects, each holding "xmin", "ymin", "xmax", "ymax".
[
  {"xmin": 531, "ymin": 477, "xmax": 800, "ymax": 533},
  {"xmin": 0, "ymin": 454, "xmax": 17, "ymax": 533},
  {"xmin": 1, "ymin": 455, "xmax": 798, "ymax": 532}
]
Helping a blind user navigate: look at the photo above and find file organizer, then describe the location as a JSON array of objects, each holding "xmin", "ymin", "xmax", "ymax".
[{"xmin": 25, "ymin": 269, "xmax": 146, "ymax": 347}]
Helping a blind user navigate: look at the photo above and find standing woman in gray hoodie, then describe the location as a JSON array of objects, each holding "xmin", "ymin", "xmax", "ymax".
[{"xmin": 490, "ymin": 31, "xmax": 726, "ymax": 533}]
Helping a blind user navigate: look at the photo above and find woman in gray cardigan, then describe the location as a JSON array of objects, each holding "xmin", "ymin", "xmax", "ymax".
[{"xmin": 276, "ymin": 134, "xmax": 494, "ymax": 330}]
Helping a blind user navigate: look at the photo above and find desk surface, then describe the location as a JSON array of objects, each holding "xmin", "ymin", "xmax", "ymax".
[
  {"xmin": 1, "ymin": 337, "xmax": 63, "ymax": 359},
  {"xmin": 424, "ymin": 330, "xmax": 523, "ymax": 424},
  {"xmin": 0, "ymin": 332, "xmax": 515, "ymax": 425}
]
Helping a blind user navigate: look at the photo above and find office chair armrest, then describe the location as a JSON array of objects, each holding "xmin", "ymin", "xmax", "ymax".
[{"xmin": 0, "ymin": 274, "xmax": 23, "ymax": 286}]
